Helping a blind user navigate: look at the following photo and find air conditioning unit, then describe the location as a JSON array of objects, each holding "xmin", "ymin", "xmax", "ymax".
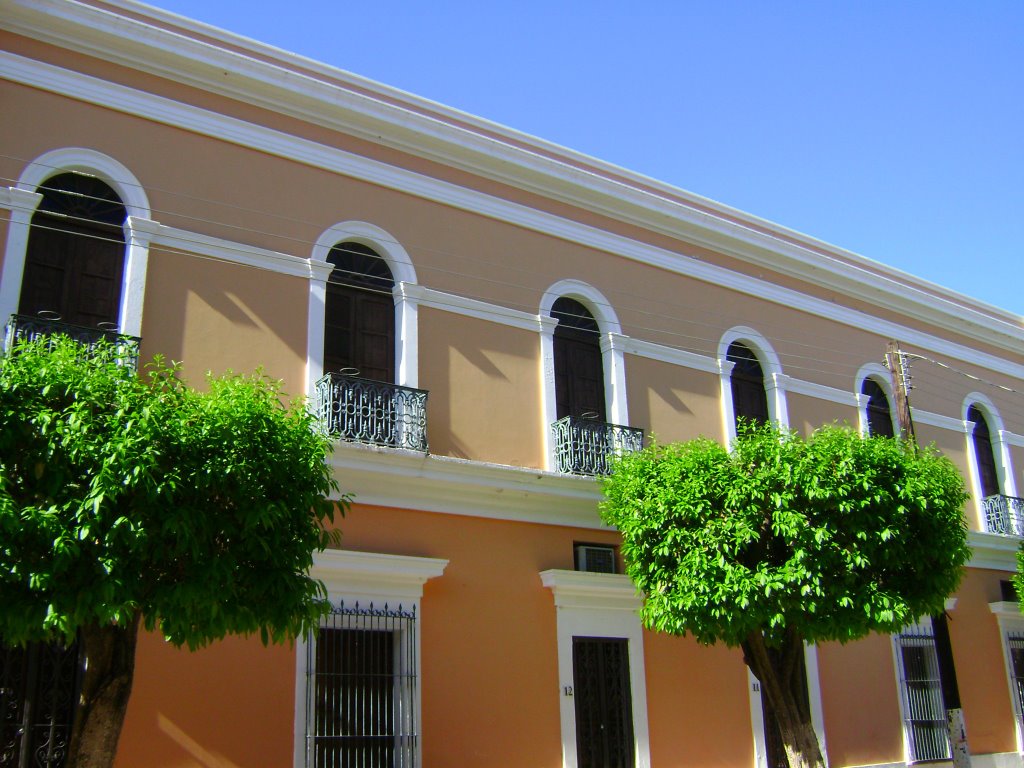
[{"xmin": 574, "ymin": 544, "xmax": 617, "ymax": 574}]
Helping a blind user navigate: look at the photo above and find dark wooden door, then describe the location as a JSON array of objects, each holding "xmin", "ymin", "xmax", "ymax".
[
  {"xmin": 728, "ymin": 342, "xmax": 768, "ymax": 428},
  {"xmin": 324, "ymin": 284, "xmax": 395, "ymax": 383},
  {"xmin": 573, "ymin": 637, "xmax": 634, "ymax": 768},
  {"xmin": 19, "ymin": 215, "xmax": 125, "ymax": 330},
  {"xmin": 968, "ymin": 407, "xmax": 1000, "ymax": 497},
  {"xmin": 554, "ymin": 331, "xmax": 606, "ymax": 421}
]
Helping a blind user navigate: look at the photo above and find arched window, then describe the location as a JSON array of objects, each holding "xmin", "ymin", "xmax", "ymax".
[
  {"xmin": 551, "ymin": 297, "xmax": 605, "ymax": 421},
  {"xmin": 727, "ymin": 341, "xmax": 768, "ymax": 429},
  {"xmin": 18, "ymin": 173, "xmax": 127, "ymax": 329},
  {"xmin": 862, "ymin": 378, "xmax": 895, "ymax": 438},
  {"xmin": 324, "ymin": 242, "xmax": 395, "ymax": 383},
  {"xmin": 967, "ymin": 405, "xmax": 1000, "ymax": 499}
]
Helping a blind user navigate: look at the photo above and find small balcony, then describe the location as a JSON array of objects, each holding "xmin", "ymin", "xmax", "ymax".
[
  {"xmin": 552, "ymin": 415, "xmax": 644, "ymax": 476},
  {"xmin": 4, "ymin": 313, "xmax": 141, "ymax": 370},
  {"xmin": 983, "ymin": 494, "xmax": 1024, "ymax": 537},
  {"xmin": 315, "ymin": 372, "xmax": 428, "ymax": 452}
]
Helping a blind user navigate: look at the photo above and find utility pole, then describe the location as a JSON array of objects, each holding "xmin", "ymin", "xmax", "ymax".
[{"xmin": 885, "ymin": 340, "xmax": 970, "ymax": 767}]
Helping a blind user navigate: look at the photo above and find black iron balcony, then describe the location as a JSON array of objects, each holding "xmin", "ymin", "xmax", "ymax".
[
  {"xmin": 552, "ymin": 415, "xmax": 644, "ymax": 476},
  {"xmin": 4, "ymin": 313, "xmax": 141, "ymax": 370},
  {"xmin": 315, "ymin": 372, "xmax": 428, "ymax": 452},
  {"xmin": 983, "ymin": 494, "xmax": 1024, "ymax": 537}
]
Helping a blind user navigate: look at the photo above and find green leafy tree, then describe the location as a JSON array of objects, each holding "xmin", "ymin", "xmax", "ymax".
[
  {"xmin": 0, "ymin": 336, "xmax": 342, "ymax": 768},
  {"xmin": 601, "ymin": 422, "xmax": 969, "ymax": 768}
]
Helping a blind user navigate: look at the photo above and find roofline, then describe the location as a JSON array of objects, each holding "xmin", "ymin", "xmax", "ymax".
[{"xmin": 3, "ymin": 0, "xmax": 1021, "ymax": 352}]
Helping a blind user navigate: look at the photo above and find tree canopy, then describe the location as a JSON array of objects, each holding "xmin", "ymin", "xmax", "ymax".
[
  {"xmin": 0, "ymin": 335, "xmax": 342, "ymax": 766},
  {"xmin": 600, "ymin": 422, "xmax": 970, "ymax": 768}
]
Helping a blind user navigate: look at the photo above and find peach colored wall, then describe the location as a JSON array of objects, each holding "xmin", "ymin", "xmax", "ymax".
[
  {"xmin": 418, "ymin": 308, "xmax": 544, "ymax": 467},
  {"xmin": 625, "ymin": 355, "xmax": 722, "ymax": 445},
  {"xmin": 786, "ymin": 393, "xmax": 859, "ymax": 437},
  {"xmin": 951, "ymin": 568, "xmax": 1018, "ymax": 755},
  {"xmin": 818, "ymin": 634, "xmax": 904, "ymax": 766},
  {"xmin": 118, "ymin": 631, "xmax": 296, "ymax": 767},
  {"xmin": 644, "ymin": 632, "xmax": 755, "ymax": 766},
  {"xmin": 139, "ymin": 249, "xmax": 308, "ymax": 393}
]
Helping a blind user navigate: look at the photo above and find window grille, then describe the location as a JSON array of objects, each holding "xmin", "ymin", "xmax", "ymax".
[
  {"xmin": 894, "ymin": 625, "xmax": 950, "ymax": 762},
  {"xmin": 315, "ymin": 374, "xmax": 428, "ymax": 452},
  {"xmin": 305, "ymin": 602, "xmax": 418, "ymax": 768},
  {"xmin": 1007, "ymin": 633, "xmax": 1024, "ymax": 726}
]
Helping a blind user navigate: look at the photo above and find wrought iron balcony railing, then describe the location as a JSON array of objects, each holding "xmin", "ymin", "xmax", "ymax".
[
  {"xmin": 552, "ymin": 415, "xmax": 644, "ymax": 476},
  {"xmin": 315, "ymin": 372, "xmax": 428, "ymax": 452},
  {"xmin": 4, "ymin": 314, "xmax": 141, "ymax": 370},
  {"xmin": 983, "ymin": 494, "xmax": 1024, "ymax": 537}
]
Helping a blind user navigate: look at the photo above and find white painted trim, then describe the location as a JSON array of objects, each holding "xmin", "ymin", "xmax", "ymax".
[
  {"xmin": 855, "ymin": 362, "xmax": 899, "ymax": 437},
  {"xmin": 785, "ymin": 377, "xmax": 860, "ymax": 409},
  {"xmin": 417, "ymin": 287, "xmax": 541, "ymax": 331},
  {"xmin": 963, "ymin": 394, "xmax": 1016, "ymax": 529},
  {"xmin": 5, "ymin": 2, "xmax": 1021, "ymax": 358},
  {"xmin": 326, "ymin": 441, "xmax": 608, "ymax": 529},
  {"xmin": 622, "ymin": 337, "xmax": 720, "ymax": 374},
  {"xmin": 540, "ymin": 570, "xmax": 651, "ymax": 768},
  {"xmin": 1, "ymin": 148, "xmax": 151, "ymax": 334},
  {"xmin": 969, "ymin": 531, "xmax": 1019, "ymax": 572},
  {"xmin": 1005, "ymin": 432, "xmax": 1024, "ymax": 449},
  {"xmin": 909, "ymin": 408, "xmax": 966, "ymax": 433},
  {"xmin": 308, "ymin": 221, "xmax": 419, "ymax": 390},
  {"xmin": 540, "ymin": 280, "xmax": 631, "ymax": 451},
  {"xmin": 718, "ymin": 327, "xmax": 789, "ymax": 443},
  {"xmin": 990, "ymin": 602, "xmax": 1024, "ymax": 754},
  {"xmin": 539, "ymin": 315, "xmax": 559, "ymax": 471},
  {"xmin": 293, "ymin": 549, "xmax": 447, "ymax": 768},
  {"xmin": 6, "ymin": 51, "xmax": 1024, "ymax": 375}
]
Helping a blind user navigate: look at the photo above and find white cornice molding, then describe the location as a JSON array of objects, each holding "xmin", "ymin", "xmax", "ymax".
[
  {"xmin": 989, "ymin": 601, "xmax": 1022, "ymax": 619},
  {"xmin": 129, "ymin": 218, "xmax": 315, "ymax": 279},
  {"xmin": 418, "ymin": 287, "xmax": 539, "ymax": 332},
  {"xmin": 912, "ymin": 409, "xmax": 967, "ymax": 433},
  {"xmin": 968, "ymin": 531, "xmax": 1019, "ymax": 572},
  {"xmin": 5, "ymin": 1, "xmax": 1022, "ymax": 351},
  {"xmin": 784, "ymin": 377, "xmax": 860, "ymax": 408},
  {"xmin": 326, "ymin": 442, "xmax": 607, "ymax": 529},
  {"xmin": 4, "ymin": 51, "xmax": 1024, "ymax": 373},
  {"xmin": 311, "ymin": 548, "xmax": 448, "ymax": 601},
  {"xmin": 622, "ymin": 337, "xmax": 720, "ymax": 374},
  {"xmin": 539, "ymin": 569, "xmax": 642, "ymax": 611}
]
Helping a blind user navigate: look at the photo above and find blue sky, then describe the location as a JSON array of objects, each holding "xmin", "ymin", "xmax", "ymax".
[{"xmin": 152, "ymin": 1, "xmax": 1023, "ymax": 316}]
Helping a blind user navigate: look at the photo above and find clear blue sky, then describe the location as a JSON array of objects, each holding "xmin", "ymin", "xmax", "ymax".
[{"xmin": 152, "ymin": 0, "xmax": 1023, "ymax": 317}]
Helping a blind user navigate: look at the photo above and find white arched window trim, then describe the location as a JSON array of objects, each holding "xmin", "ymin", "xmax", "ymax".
[
  {"xmin": 538, "ymin": 279, "xmax": 628, "ymax": 471},
  {"xmin": 962, "ymin": 393, "xmax": 1016, "ymax": 528},
  {"xmin": 0, "ymin": 148, "xmax": 153, "ymax": 337},
  {"xmin": 717, "ymin": 326, "xmax": 788, "ymax": 444},
  {"xmin": 854, "ymin": 362, "xmax": 899, "ymax": 438},
  {"xmin": 307, "ymin": 221, "xmax": 419, "ymax": 396}
]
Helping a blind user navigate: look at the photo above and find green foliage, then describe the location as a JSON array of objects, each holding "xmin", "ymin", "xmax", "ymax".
[
  {"xmin": 0, "ymin": 336, "xmax": 342, "ymax": 650},
  {"xmin": 601, "ymin": 422, "xmax": 970, "ymax": 648}
]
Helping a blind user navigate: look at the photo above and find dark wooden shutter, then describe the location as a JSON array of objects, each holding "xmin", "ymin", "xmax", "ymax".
[
  {"xmin": 552, "ymin": 298, "xmax": 606, "ymax": 421},
  {"xmin": 324, "ymin": 243, "xmax": 395, "ymax": 383},
  {"xmin": 572, "ymin": 637, "xmax": 634, "ymax": 768},
  {"xmin": 728, "ymin": 342, "xmax": 769, "ymax": 428},
  {"xmin": 862, "ymin": 379, "xmax": 895, "ymax": 438},
  {"xmin": 968, "ymin": 406, "xmax": 1000, "ymax": 497},
  {"xmin": 18, "ymin": 174, "xmax": 126, "ymax": 329}
]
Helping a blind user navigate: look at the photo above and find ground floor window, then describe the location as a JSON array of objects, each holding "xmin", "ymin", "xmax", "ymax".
[
  {"xmin": 894, "ymin": 622, "xmax": 950, "ymax": 762},
  {"xmin": 304, "ymin": 603, "xmax": 418, "ymax": 768},
  {"xmin": 0, "ymin": 639, "xmax": 80, "ymax": 768}
]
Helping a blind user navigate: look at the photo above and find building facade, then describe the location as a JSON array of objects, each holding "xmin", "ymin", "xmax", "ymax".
[{"xmin": 2, "ymin": 2, "xmax": 1024, "ymax": 766}]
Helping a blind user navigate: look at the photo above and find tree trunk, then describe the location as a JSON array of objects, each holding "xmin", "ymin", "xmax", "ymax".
[
  {"xmin": 743, "ymin": 630, "xmax": 825, "ymax": 768},
  {"xmin": 66, "ymin": 613, "xmax": 141, "ymax": 768}
]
